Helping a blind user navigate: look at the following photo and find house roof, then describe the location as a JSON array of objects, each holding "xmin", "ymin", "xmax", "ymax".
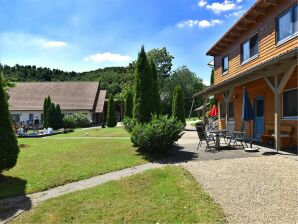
[
  {"xmin": 194, "ymin": 47, "xmax": 297, "ymax": 97},
  {"xmin": 207, "ymin": 0, "xmax": 277, "ymax": 56},
  {"xmin": 8, "ymin": 82, "xmax": 106, "ymax": 112}
]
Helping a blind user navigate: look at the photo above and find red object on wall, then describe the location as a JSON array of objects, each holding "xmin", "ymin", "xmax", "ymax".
[{"xmin": 209, "ymin": 104, "xmax": 218, "ymax": 117}]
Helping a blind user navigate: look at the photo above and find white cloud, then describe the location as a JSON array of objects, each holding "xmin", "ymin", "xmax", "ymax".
[
  {"xmin": 177, "ymin": 19, "xmax": 223, "ymax": 28},
  {"xmin": 43, "ymin": 41, "xmax": 68, "ymax": 48},
  {"xmin": 225, "ymin": 9, "xmax": 245, "ymax": 17},
  {"xmin": 203, "ymin": 79, "xmax": 210, "ymax": 86},
  {"xmin": 198, "ymin": 0, "xmax": 207, "ymax": 7},
  {"xmin": 84, "ymin": 52, "xmax": 132, "ymax": 63},
  {"xmin": 206, "ymin": 0, "xmax": 236, "ymax": 14},
  {"xmin": 236, "ymin": 0, "xmax": 242, "ymax": 2}
]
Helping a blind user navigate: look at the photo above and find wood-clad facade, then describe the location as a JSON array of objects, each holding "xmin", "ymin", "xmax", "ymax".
[{"xmin": 195, "ymin": 0, "xmax": 298, "ymax": 152}]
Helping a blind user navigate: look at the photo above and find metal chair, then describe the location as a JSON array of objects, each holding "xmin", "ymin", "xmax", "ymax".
[
  {"xmin": 195, "ymin": 123, "xmax": 216, "ymax": 151},
  {"xmin": 229, "ymin": 121, "xmax": 248, "ymax": 148}
]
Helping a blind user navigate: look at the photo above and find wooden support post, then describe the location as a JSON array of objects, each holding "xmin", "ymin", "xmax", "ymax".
[
  {"xmin": 222, "ymin": 88, "xmax": 234, "ymax": 128},
  {"xmin": 202, "ymin": 97, "xmax": 207, "ymax": 125},
  {"xmin": 264, "ymin": 64, "xmax": 296, "ymax": 152}
]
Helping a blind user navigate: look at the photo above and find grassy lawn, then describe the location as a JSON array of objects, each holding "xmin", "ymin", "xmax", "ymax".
[
  {"xmin": 1, "ymin": 137, "xmax": 146, "ymax": 199},
  {"xmin": 54, "ymin": 127, "xmax": 129, "ymax": 138},
  {"xmin": 13, "ymin": 166, "xmax": 226, "ymax": 224}
]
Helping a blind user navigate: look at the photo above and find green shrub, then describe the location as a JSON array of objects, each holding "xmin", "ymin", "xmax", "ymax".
[
  {"xmin": 123, "ymin": 117, "xmax": 138, "ymax": 133},
  {"xmin": 0, "ymin": 74, "xmax": 19, "ymax": 173},
  {"xmin": 63, "ymin": 116, "xmax": 76, "ymax": 129},
  {"xmin": 130, "ymin": 115, "xmax": 184, "ymax": 154},
  {"xmin": 73, "ymin": 113, "xmax": 91, "ymax": 128},
  {"xmin": 63, "ymin": 113, "xmax": 90, "ymax": 128}
]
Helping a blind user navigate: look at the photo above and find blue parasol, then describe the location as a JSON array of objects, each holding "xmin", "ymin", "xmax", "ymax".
[{"xmin": 241, "ymin": 87, "xmax": 254, "ymax": 148}]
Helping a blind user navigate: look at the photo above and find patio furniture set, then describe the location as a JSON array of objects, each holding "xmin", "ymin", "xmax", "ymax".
[{"xmin": 195, "ymin": 122, "xmax": 248, "ymax": 151}]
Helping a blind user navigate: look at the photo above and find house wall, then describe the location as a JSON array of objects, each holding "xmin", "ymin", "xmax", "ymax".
[
  {"xmin": 10, "ymin": 110, "xmax": 93, "ymax": 124},
  {"xmin": 216, "ymin": 68, "xmax": 298, "ymax": 146},
  {"xmin": 214, "ymin": 0, "xmax": 298, "ymax": 85}
]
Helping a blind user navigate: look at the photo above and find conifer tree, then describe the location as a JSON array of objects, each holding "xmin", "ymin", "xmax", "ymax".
[
  {"xmin": 0, "ymin": 74, "xmax": 19, "ymax": 173},
  {"xmin": 172, "ymin": 85, "xmax": 185, "ymax": 123},
  {"xmin": 107, "ymin": 95, "xmax": 117, "ymax": 127},
  {"xmin": 55, "ymin": 104, "xmax": 63, "ymax": 129},
  {"xmin": 150, "ymin": 59, "xmax": 161, "ymax": 115},
  {"xmin": 210, "ymin": 69, "xmax": 214, "ymax": 86},
  {"xmin": 124, "ymin": 90, "xmax": 133, "ymax": 118},
  {"xmin": 133, "ymin": 46, "xmax": 154, "ymax": 123},
  {"xmin": 47, "ymin": 103, "xmax": 57, "ymax": 129},
  {"xmin": 43, "ymin": 96, "xmax": 51, "ymax": 128}
]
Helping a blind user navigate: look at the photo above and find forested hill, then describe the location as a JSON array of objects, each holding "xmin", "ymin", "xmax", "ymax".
[
  {"xmin": 0, "ymin": 64, "xmax": 129, "ymax": 82},
  {"xmin": 0, "ymin": 64, "xmax": 131, "ymax": 97}
]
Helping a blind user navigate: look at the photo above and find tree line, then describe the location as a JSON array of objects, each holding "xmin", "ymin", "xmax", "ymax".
[{"xmin": 1, "ymin": 47, "xmax": 206, "ymax": 117}]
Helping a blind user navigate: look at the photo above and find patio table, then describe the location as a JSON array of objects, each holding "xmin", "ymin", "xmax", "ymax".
[{"xmin": 209, "ymin": 129, "xmax": 228, "ymax": 150}]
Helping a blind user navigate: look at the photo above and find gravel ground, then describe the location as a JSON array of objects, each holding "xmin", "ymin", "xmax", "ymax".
[{"xmin": 182, "ymin": 156, "xmax": 298, "ymax": 224}]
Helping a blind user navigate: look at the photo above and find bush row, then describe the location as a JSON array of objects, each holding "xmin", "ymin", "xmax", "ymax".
[{"xmin": 63, "ymin": 113, "xmax": 91, "ymax": 129}]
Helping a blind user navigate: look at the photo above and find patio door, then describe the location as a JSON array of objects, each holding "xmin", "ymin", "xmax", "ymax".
[{"xmin": 253, "ymin": 96, "xmax": 264, "ymax": 141}]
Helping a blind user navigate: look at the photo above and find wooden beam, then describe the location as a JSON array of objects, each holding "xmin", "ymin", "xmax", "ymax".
[
  {"xmin": 254, "ymin": 8, "xmax": 266, "ymax": 15},
  {"xmin": 202, "ymin": 97, "xmax": 207, "ymax": 125},
  {"xmin": 264, "ymin": 77, "xmax": 275, "ymax": 92},
  {"xmin": 277, "ymin": 64, "xmax": 296, "ymax": 93},
  {"xmin": 230, "ymin": 32, "xmax": 240, "ymax": 37},
  {"xmin": 244, "ymin": 16, "xmax": 256, "ymax": 24},
  {"xmin": 265, "ymin": 0, "xmax": 277, "ymax": 6},
  {"xmin": 236, "ymin": 25, "xmax": 248, "ymax": 31}
]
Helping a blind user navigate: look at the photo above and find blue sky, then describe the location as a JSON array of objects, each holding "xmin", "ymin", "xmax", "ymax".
[{"xmin": 0, "ymin": 0, "xmax": 255, "ymax": 84}]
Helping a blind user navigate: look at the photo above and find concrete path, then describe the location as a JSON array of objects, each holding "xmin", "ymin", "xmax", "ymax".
[
  {"xmin": 43, "ymin": 136, "xmax": 130, "ymax": 140},
  {"xmin": 0, "ymin": 163, "xmax": 164, "ymax": 224},
  {"xmin": 182, "ymin": 156, "xmax": 298, "ymax": 224}
]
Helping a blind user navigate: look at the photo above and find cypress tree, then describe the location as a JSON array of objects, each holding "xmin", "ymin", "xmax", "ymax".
[
  {"xmin": 0, "ymin": 74, "xmax": 19, "ymax": 173},
  {"xmin": 210, "ymin": 69, "xmax": 214, "ymax": 86},
  {"xmin": 47, "ymin": 103, "xmax": 57, "ymax": 129},
  {"xmin": 55, "ymin": 104, "xmax": 63, "ymax": 129},
  {"xmin": 43, "ymin": 96, "xmax": 51, "ymax": 128},
  {"xmin": 107, "ymin": 95, "xmax": 117, "ymax": 127},
  {"xmin": 172, "ymin": 85, "xmax": 185, "ymax": 123},
  {"xmin": 133, "ymin": 46, "xmax": 154, "ymax": 123},
  {"xmin": 150, "ymin": 59, "xmax": 161, "ymax": 115},
  {"xmin": 124, "ymin": 90, "xmax": 133, "ymax": 118}
]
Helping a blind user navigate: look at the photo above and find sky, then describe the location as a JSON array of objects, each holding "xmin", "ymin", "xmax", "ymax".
[{"xmin": 0, "ymin": 0, "xmax": 255, "ymax": 85}]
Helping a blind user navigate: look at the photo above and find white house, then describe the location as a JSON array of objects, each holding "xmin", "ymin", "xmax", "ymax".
[{"xmin": 8, "ymin": 82, "xmax": 106, "ymax": 125}]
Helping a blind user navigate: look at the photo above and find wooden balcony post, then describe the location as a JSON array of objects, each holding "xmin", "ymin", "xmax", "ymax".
[{"xmin": 202, "ymin": 97, "xmax": 207, "ymax": 125}]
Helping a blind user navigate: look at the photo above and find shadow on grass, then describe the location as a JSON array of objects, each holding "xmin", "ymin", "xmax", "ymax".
[
  {"xmin": 0, "ymin": 175, "xmax": 32, "ymax": 222},
  {"xmin": 136, "ymin": 145, "xmax": 198, "ymax": 164}
]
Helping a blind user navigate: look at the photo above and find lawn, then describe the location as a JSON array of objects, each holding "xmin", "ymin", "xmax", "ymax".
[
  {"xmin": 1, "ymin": 136, "xmax": 146, "ymax": 199},
  {"xmin": 54, "ymin": 127, "xmax": 129, "ymax": 138},
  {"xmin": 13, "ymin": 166, "xmax": 226, "ymax": 224}
]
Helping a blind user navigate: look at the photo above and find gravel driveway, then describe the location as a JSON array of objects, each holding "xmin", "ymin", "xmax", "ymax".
[{"xmin": 182, "ymin": 156, "xmax": 298, "ymax": 224}]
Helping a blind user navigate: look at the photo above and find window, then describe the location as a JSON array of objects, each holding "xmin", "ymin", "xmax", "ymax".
[
  {"xmin": 220, "ymin": 103, "xmax": 225, "ymax": 119},
  {"xmin": 283, "ymin": 88, "xmax": 298, "ymax": 118},
  {"xmin": 12, "ymin": 114, "xmax": 20, "ymax": 122},
  {"xmin": 220, "ymin": 102, "xmax": 234, "ymax": 120},
  {"xmin": 228, "ymin": 102, "xmax": 234, "ymax": 120},
  {"xmin": 276, "ymin": 4, "xmax": 298, "ymax": 44},
  {"xmin": 29, "ymin": 114, "xmax": 34, "ymax": 121},
  {"xmin": 222, "ymin": 55, "xmax": 228, "ymax": 74},
  {"xmin": 241, "ymin": 33, "xmax": 259, "ymax": 63}
]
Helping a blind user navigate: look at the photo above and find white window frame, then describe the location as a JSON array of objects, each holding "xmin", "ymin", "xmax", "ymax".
[
  {"xmin": 240, "ymin": 32, "xmax": 259, "ymax": 65},
  {"xmin": 276, "ymin": 4, "xmax": 298, "ymax": 46},
  {"xmin": 282, "ymin": 87, "xmax": 298, "ymax": 120},
  {"xmin": 222, "ymin": 54, "xmax": 229, "ymax": 75}
]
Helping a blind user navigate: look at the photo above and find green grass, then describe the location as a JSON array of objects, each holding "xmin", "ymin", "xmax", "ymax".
[
  {"xmin": 13, "ymin": 166, "xmax": 226, "ymax": 224},
  {"xmin": 54, "ymin": 127, "xmax": 129, "ymax": 138},
  {"xmin": 1, "ymin": 137, "xmax": 146, "ymax": 199}
]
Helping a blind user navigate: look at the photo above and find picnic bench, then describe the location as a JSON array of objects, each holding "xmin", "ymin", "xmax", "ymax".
[{"xmin": 261, "ymin": 124, "xmax": 293, "ymax": 149}]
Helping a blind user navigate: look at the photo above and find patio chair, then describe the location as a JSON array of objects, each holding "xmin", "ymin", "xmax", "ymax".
[
  {"xmin": 195, "ymin": 124, "xmax": 216, "ymax": 151},
  {"xmin": 229, "ymin": 121, "xmax": 248, "ymax": 148},
  {"xmin": 224, "ymin": 120, "xmax": 235, "ymax": 143}
]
